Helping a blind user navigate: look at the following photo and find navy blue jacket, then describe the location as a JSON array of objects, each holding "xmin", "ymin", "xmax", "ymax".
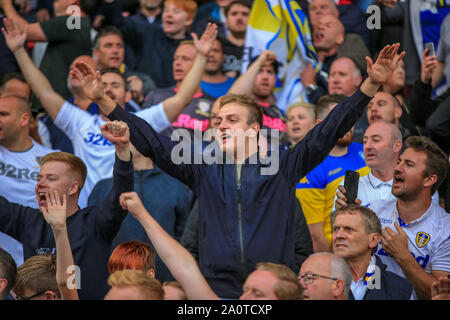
[
  {"xmin": 88, "ymin": 166, "xmax": 193, "ymax": 283},
  {"xmin": 0, "ymin": 156, "xmax": 134, "ymax": 300},
  {"xmin": 349, "ymin": 255, "xmax": 413, "ymax": 300},
  {"xmin": 129, "ymin": 10, "xmax": 162, "ymax": 29},
  {"xmin": 107, "ymin": 89, "xmax": 372, "ymax": 298}
]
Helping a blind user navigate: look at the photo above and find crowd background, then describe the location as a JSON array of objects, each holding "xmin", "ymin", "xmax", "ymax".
[{"xmin": 0, "ymin": 0, "xmax": 449, "ymax": 301}]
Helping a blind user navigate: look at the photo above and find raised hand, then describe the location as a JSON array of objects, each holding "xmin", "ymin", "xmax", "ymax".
[
  {"xmin": 126, "ymin": 75, "xmax": 144, "ymax": 104},
  {"xmin": 421, "ymin": 48, "xmax": 438, "ymax": 84},
  {"xmin": 301, "ymin": 62, "xmax": 316, "ymax": 87},
  {"xmin": 381, "ymin": 223, "xmax": 409, "ymax": 260},
  {"xmin": 119, "ymin": 192, "xmax": 147, "ymax": 220},
  {"xmin": 258, "ymin": 50, "xmax": 277, "ymax": 66},
  {"xmin": 70, "ymin": 61, "xmax": 104, "ymax": 102},
  {"xmin": 1, "ymin": 17, "xmax": 26, "ymax": 52},
  {"xmin": 366, "ymin": 43, "xmax": 405, "ymax": 85},
  {"xmin": 100, "ymin": 120, "xmax": 130, "ymax": 147},
  {"xmin": 431, "ymin": 277, "xmax": 450, "ymax": 300},
  {"xmin": 192, "ymin": 22, "xmax": 218, "ymax": 57},
  {"xmin": 41, "ymin": 190, "xmax": 67, "ymax": 229},
  {"xmin": 335, "ymin": 185, "xmax": 362, "ymax": 210}
]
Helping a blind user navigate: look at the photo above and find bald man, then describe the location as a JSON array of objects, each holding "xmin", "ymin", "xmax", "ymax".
[
  {"xmin": 0, "ymin": 95, "xmax": 56, "ymax": 266},
  {"xmin": 299, "ymin": 252, "xmax": 351, "ymax": 300},
  {"xmin": 328, "ymin": 57, "xmax": 363, "ymax": 97},
  {"xmin": 308, "ymin": 0, "xmax": 369, "ymax": 46},
  {"xmin": 313, "ymin": 15, "xmax": 345, "ymax": 62},
  {"xmin": 302, "ymin": 15, "xmax": 345, "ymax": 101},
  {"xmin": 0, "ymin": 72, "xmax": 31, "ymax": 100},
  {"xmin": 335, "ymin": 120, "xmax": 439, "ymax": 210},
  {"xmin": 302, "ymin": 15, "xmax": 367, "ymax": 104}
]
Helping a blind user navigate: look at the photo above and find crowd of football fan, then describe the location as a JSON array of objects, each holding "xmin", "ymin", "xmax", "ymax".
[{"xmin": 0, "ymin": 0, "xmax": 449, "ymax": 301}]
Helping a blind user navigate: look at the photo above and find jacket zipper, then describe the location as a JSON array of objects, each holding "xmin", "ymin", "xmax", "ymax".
[
  {"xmin": 237, "ymin": 165, "xmax": 245, "ymax": 269},
  {"xmin": 138, "ymin": 171, "xmax": 143, "ymax": 199}
]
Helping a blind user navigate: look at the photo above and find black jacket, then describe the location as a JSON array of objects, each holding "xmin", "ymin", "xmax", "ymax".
[
  {"xmin": 0, "ymin": 155, "xmax": 134, "ymax": 299},
  {"xmin": 349, "ymin": 255, "xmax": 413, "ymax": 300},
  {"xmin": 107, "ymin": 88, "xmax": 371, "ymax": 298},
  {"xmin": 180, "ymin": 197, "xmax": 313, "ymax": 275},
  {"xmin": 409, "ymin": 79, "xmax": 450, "ymax": 154}
]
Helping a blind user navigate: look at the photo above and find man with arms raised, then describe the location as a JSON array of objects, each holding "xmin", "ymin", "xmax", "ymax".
[{"xmin": 72, "ymin": 43, "xmax": 404, "ymax": 298}]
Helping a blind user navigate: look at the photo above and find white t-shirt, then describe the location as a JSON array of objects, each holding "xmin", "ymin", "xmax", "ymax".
[
  {"xmin": 0, "ymin": 139, "xmax": 56, "ymax": 265},
  {"xmin": 368, "ymin": 199, "xmax": 450, "ymax": 279},
  {"xmin": 333, "ymin": 170, "xmax": 439, "ymax": 211},
  {"xmin": 54, "ymin": 101, "xmax": 170, "ymax": 207}
]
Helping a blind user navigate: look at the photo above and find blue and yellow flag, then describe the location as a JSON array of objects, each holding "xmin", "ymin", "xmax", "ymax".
[{"xmin": 242, "ymin": 0, "xmax": 318, "ymax": 113}]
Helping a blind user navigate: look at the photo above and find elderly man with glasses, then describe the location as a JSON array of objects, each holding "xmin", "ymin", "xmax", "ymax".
[{"xmin": 298, "ymin": 252, "xmax": 352, "ymax": 300}]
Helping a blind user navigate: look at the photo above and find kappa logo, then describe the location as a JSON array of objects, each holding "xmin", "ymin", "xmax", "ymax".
[
  {"xmin": 416, "ymin": 232, "xmax": 430, "ymax": 248},
  {"xmin": 328, "ymin": 167, "xmax": 342, "ymax": 176},
  {"xmin": 300, "ymin": 176, "xmax": 309, "ymax": 184}
]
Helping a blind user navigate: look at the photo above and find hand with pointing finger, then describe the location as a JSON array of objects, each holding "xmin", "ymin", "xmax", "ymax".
[{"xmin": 381, "ymin": 222, "xmax": 410, "ymax": 260}]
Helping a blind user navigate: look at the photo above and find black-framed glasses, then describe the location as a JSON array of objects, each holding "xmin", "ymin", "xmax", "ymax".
[
  {"xmin": 298, "ymin": 272, "xmax": 339, "ymax": 285},
  {"xmin": 14, "ymin": 290, "xmax": 47, "ymax": 300}
]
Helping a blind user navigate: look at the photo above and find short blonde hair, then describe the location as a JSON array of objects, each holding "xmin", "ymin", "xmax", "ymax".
[
  {"xmin": 13, "ymin": 254, "xmax": 60, "ymax": 299},
  {"xmin": 286, "ymin": 102, "xmax": 316, "ymax": 120},
  {"xmin": 108, "ymin": 270, "xmax": 164, "ymax": 300},
  {"xmin": 256, "ymin": 262, "xmax": 303, "ymax": 300},
  {"xmin": 40, "ymin": 152, "xmax": 87, "ymax": 193}
]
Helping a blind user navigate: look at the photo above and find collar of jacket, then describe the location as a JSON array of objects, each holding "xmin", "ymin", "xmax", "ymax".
[{"xmin": 134, "ymin": 166, "xmax": 163, "ymax": 179}]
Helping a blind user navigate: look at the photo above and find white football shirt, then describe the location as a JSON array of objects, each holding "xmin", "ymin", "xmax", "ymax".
[
  {"xmin": 0, "ymin": 139, "xmax": 56, "ymax": 265},
  {"xmin": 368, "ymin": 199, "xmax": 450, "ymax": 278},
  {"xmin": 54, "ymin": 101, "xmax": 170, "ymax": 207},
  {"xmin": 333, "ymin": 170, "xmax": 439, "ymax": 211}
]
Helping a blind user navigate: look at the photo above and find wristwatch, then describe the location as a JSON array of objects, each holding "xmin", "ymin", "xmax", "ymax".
[{"xmin": 306, "ymin": 84, "xmax": 318, "ymax": 95}]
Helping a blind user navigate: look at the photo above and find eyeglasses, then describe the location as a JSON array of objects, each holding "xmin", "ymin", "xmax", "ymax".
[
  {"xmin": 14, "ymin": 290, "xmax": 47, "ymax": 300},
  {"xmin": 298, "ymin": 272, "xmax": 339, "ymax": 285}
]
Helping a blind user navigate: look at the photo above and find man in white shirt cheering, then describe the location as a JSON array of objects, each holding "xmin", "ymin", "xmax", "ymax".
[
  {"xmin": 0, "ymin": 95, "xmax": 56, "ymax": 266},
  {"xmin": 339, "ymin": 135, "xmax": 449, "ymax": 299},
  {"xmin": 334, "ymin": 120, "xmax": 439, "ymax": 208}
]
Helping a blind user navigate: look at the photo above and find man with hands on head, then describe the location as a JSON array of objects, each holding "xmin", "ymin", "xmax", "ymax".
[
  {"xmin": 72, "ymin": 42, "xmax": 405, "ymax": 298},
  {"xmin": 0, "ymin": 120, "xmax": 134, "ymax": 300}
]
